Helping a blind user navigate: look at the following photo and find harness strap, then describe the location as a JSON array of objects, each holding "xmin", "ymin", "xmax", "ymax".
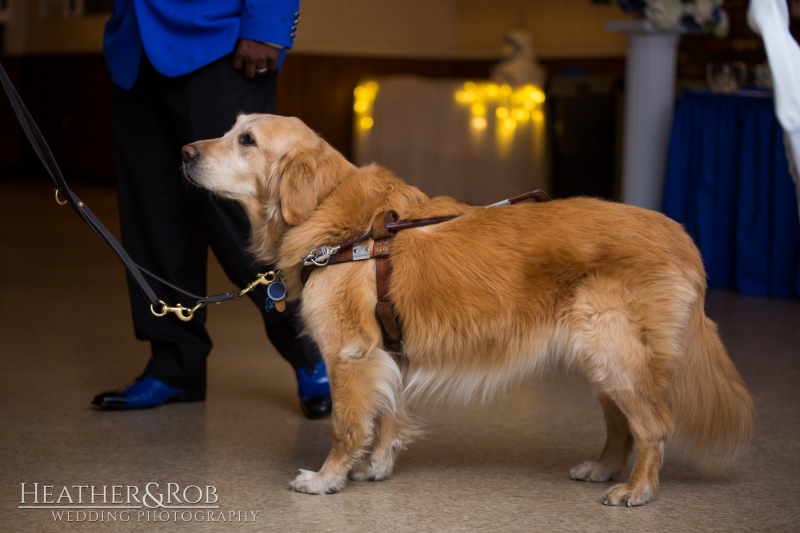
[
  {"xmin": 300, "ymin": 190, "xmax": 552, "ymax": 352},
  {"xmin": 300, "ymin": 211, "xmax": 459, "ymax": 352},
  {"xmin": 371, "ymin": 211, "xmax": 402, "ymax": 352},
  {"xmin": 386, "ymin": 214, "xmax": 460, "ymax": 232},
  {"xmin": 300, "ymin": 189, "xmax": 550, "ymax": 353},
  {"xmin": 299, "ymin": 213, "xmax": 460, "ymax": 285}
]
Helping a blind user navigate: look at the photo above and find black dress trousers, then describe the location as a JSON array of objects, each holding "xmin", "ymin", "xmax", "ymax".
[{"xmin": 110, "ymin": 53, "xmax": 320, "ymax": 393}]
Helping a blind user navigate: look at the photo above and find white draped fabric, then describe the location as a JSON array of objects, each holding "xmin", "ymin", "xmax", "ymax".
[{"xmin": 747, "ymin": 0, "xmax": 800, "ymax": 221}]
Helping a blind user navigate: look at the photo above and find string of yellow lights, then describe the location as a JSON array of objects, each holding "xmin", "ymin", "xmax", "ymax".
[{"xmin": 353, "ymin": 80, "xmax": 545, "ymax": 136}]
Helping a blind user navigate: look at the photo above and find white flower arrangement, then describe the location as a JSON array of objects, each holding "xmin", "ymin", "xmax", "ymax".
[{"xmin": 593, "ymin": 0, "xmax": 729, "ymax": 36}]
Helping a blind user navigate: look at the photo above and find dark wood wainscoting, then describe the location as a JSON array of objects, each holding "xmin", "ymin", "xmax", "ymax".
[
  {"xmin": 0, "ymin": 53, "xmax": 496, "ymax": 184},
  {"xmin": 0, "ymin": 52, "xmax": 627, "ymax": 185},
  {"xmin": 0, "ymin": 54, "xmax": 116, "ymax": 183}
]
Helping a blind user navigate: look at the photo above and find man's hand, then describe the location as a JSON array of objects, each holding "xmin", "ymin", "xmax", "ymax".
[{"xmin": 232, "ymin": 39, "xmax": 281, "ymax": 78}]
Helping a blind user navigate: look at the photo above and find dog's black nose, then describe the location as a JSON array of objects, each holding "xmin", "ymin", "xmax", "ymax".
[{"xmin": 182, "ymin": 144, "xmax": 200, "ymax": 163}]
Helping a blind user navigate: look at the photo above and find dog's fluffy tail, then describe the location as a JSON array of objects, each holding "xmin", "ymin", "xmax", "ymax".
[{"xmin": 670, "ymin": 304, "xmax": 756, "ymax": 463}]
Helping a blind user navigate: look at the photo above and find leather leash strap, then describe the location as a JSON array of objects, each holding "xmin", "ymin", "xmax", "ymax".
[
  {"xmin": 0, "ymin": 61, "xmax": 160, "ymax": 307},
  {"xmin": 0, "ymin": 61, "xmax": 277, "ymax": 321}
]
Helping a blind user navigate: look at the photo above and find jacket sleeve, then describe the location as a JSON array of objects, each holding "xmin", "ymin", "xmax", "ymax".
[{"xmin": 240, "ymin": 0, "xmax": 301, "ymax": 49}]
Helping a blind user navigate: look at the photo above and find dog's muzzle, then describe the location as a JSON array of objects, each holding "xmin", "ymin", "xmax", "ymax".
[{"xmin": 181, "ymin": 143, "xmax": 201, "ymax": 184}]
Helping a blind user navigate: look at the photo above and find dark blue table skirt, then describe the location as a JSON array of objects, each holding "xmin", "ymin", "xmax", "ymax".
[{"xmin": 663, "ymin": 89, "xmax": 800, "ymax": 298}]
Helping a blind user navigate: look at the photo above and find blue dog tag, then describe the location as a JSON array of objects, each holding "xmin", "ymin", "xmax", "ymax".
[{"xmin": 267, "ymin": 280, "xmax": 286, "ymax": 301}]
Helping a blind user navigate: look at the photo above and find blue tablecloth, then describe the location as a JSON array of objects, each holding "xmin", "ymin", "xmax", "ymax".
[{"xmin": 663, "ymin": 89, "xmax": 800, "ymax": 298}]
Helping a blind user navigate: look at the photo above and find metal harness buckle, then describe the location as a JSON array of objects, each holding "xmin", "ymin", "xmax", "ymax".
[{"xmin": 302, "ymin": 245, "xmax": 341, "ymax": 266}]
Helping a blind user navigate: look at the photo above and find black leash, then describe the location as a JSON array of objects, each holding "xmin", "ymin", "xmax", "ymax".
[{"xmin": 0, "ymin": 61, "xmax": 279, "ymax": 321}]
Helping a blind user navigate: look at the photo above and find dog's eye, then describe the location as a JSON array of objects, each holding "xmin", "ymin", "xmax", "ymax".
[{"xmin": 239, "ymin": 133, "xmax": 256, "ymax": 147}]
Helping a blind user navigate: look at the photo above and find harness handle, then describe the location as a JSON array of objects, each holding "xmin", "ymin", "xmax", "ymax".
[{"xmin": 485, "ymin": 189, "xmax": 551, "ymax": 208}]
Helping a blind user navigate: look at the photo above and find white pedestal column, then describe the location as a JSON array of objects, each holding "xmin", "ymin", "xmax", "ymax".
[{"xmin": 608, "ymin": 20, "xmax": 682, "ymax": 211}]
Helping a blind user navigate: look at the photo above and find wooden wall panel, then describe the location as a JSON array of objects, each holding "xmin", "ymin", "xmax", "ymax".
[
  {"xmin": 276, "ymin": 54, "xmax": 494, "ymax": 158},
  {"xmin": 0, "ymin": 53, "xmax": 499, "ymax": 183},
  {"xmin": 0, "ymin": 54, "xmax": 115, "ymax": 183},
  {"xmin": 0, "ymin": 53, "xmax": 627, "ymax": 184}
]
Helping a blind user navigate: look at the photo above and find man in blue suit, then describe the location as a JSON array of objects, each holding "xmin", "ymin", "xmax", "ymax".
[{"xmin": 92, "ymin": 0, "xmax": 331, "ymax": 419}]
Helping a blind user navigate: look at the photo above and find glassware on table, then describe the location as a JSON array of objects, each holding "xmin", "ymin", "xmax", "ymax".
[
  {"xmin": 753, "ymin": 62, "xmax": 773, "ymax": 89},
  {"xmin": 706, "ymin": 61, "xmax": 747, "ymax": 93}
]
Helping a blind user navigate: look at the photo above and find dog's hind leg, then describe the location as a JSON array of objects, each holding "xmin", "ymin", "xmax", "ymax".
[
  {"xmin": 577, "ymin": 350, "xmax": 673, "ymax": 507},
  {"xmin": 583, "ymin": 342, "xmax": 673, "ymax": 506},
  {"xmin": 290, "ymin": 347, "xmax": 402, "ymax": 494},
  {"xmin": 599, "ymin": 383, "xmax": 671, "ymax": 507},
  {"xmin": 570, "ymin": 393, "xmax": 633, "ymax": 482},
  {"xmin": 568, "ymin": 282, "xmax": 675, "ymax": 506}
]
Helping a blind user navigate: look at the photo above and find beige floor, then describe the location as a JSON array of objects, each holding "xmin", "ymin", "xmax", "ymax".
[{"xmin": 1, "ymin": 178, "xmax": 799, "ymax": 532}]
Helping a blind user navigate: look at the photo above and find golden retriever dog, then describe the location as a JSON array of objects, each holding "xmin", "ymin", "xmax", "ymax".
[{"xmin": 182, "ymin": 114, "xmax": 755, "ymax": 506}]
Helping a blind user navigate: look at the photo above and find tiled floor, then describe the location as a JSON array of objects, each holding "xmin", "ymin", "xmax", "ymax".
[{"xmin": 1, "ymin": 179, "xmax": 799, "ymax": 532}]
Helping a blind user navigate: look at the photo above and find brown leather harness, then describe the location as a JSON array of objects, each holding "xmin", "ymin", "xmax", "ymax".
[{"xmin": 300, "ymin": 189, "xmax": 551, "ymax": 352}]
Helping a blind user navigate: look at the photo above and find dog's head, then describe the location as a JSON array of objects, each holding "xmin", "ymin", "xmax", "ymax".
[{"xmin": 182, "ymin": 114, "xmax": 351, "ymax": 263}]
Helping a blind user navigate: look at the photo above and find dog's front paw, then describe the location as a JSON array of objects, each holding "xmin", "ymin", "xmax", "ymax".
[
  {"xmin": 289, "ymin": 469, "xmax": 345, "ymax": 495},
  {"xmin": 570, "ymin": 461, "xmax": 619, "ymax": 482},
  {"xmin": 602, "ymin": 483, "xmax": 654, "ymax": 507}
]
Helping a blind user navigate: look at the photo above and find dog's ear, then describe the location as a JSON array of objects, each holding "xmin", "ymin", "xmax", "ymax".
[{"xmin": 273, "ymin": 149, "xmax": 319, "ymax": 226}]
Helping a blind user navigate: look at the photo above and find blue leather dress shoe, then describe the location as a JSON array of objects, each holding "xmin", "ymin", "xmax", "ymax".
[
  {"xmin": 91, "ymin": 376, "xmax": 204, "ymax": 410},
  {"xmin": 296, "ymin": 361, "xmax": 332, "ymax": 419}
]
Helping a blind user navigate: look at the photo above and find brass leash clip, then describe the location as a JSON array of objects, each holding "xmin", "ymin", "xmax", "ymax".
[
  {"xmin": 150, "ymin": 301, "xmax": 204, "ymax": 322},
  {"xmin": 54, "ymin": 189, "xmax": 68, "ymax": 206},
  {"xmin": 237, "ymin": 270, "xmax": 278, "ymax": 298}
]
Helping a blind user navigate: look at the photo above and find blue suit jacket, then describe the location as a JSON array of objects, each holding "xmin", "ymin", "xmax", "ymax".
[{"xmin": 104, "ymin": 0, "xmax": 300, "ymax": 90}]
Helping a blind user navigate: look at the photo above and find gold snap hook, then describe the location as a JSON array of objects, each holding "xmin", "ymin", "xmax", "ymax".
[
  {"xmin": 237, "ymin": 270, "xmax": 278, "ymax": 298},
  {"xmin": 174, "ymin": 305, "xmax": 195, "ymax": 322},
  {"xmin": 151, "ymin": 300, "xmax": 169, "ymax": 317},
  {"xmin": 150, "ymin": 300, "xmax": 203, "ymax": 321},
  {"xmin": 54, "ymin": 189, "xmax": 68, "ymax": 206}
]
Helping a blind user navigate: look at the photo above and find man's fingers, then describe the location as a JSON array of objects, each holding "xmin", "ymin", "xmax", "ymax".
[{"xmin": 232, "ymin": 39, "xmax": 279, "ymax": 77}]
